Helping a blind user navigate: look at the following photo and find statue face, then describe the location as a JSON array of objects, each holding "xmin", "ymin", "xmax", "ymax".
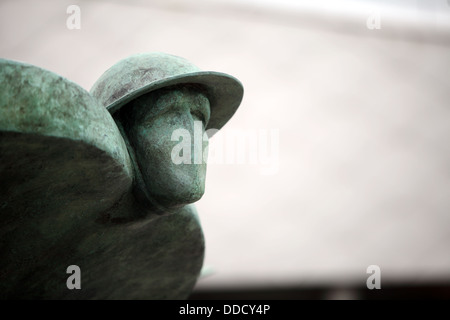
[{"xmin": 125, "ymin": 86, "xmax": 210, "ymax": 209}]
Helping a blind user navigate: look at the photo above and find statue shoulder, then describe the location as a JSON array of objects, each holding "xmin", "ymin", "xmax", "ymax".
[{"xmin": 0, "ymin": 59, "xmax": 133, "ymax": 217}]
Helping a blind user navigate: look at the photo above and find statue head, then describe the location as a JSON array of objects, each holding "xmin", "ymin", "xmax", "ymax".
[
  {"xmin": 91, "ymin": 53, "xmax": 243, "ymax": 211},
  {"xmin": 121, "ymin": 84, "xmax": 210, "ymax": 209}
]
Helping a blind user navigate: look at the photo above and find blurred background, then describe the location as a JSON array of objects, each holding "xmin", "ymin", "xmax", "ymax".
[{"xmin": 1, "ymin": 0, "xmax": 450, "ymax": 299}]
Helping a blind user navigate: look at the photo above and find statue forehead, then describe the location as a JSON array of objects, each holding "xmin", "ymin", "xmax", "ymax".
[
  {"xmin": 144, "ymin": 85, "xmax": 210, "ymax": 106},
  {"xmin": 127, "ymin": 85, "xmax": 210, "ymax": 122}
]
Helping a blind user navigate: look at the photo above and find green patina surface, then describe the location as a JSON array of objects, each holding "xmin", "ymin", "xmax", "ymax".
[{"xmin": 0, "ymin": 53, "xmax": 243, "ymax": 299}]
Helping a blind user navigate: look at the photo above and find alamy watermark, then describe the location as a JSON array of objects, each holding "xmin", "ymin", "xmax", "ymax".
[
  {"xmin": 65, "ymin": 265, "xmax": 381, "ymax": 291},
  {"xmin": 66, "ymin": 5, "xmax": 81, "ymax": 30},
  {"xmin": 366, "ymin": 265, "xmax": 381, "ymax": 290},
  {"xmin": 66, "ymin": 265, "xmax": 81, "ymax": 289},
  {"xmin": 171, "ymin": 121, "xmax": 279, "ymax": 175},
  {"xmin": 366, "ymin": 10, "xmax": 381, "ymax": 30}
]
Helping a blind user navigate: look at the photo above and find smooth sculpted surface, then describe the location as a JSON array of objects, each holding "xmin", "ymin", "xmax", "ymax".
[
  {"xmin": 0, "ymin": 53, "xmax": 243, "ymax": 299},
  {"xmin": 121, "ymin": 85, "xmax": 210, "ymax": 209}
]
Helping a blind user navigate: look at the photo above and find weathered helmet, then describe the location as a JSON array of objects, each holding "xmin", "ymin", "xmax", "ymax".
[{"xmin": 90, "ymin": 52, "xmax": 244, "ymax": 133}]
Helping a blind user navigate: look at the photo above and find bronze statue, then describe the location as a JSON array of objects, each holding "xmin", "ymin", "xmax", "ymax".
[{"xmin": 0, "ymin": 53, "xmax": 243, "ymax": 299}]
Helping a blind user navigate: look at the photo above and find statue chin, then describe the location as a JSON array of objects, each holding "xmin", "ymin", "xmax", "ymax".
[
  {"xmin": 154, "ymin": 188, "xmax": 205, "ymax": 209},
  {"xmin": 132, "ymin": 165, "xmax": 206, "ymax": 211}
]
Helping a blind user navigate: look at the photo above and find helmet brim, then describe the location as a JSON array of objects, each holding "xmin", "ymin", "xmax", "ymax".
[{"xmin": 105, "ymin": 71, "xmax": 244, "ymax": 135}]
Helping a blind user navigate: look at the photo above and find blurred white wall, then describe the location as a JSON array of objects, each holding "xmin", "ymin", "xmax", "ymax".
[{"xmin": 1, "ymin": 0, "xmax": 450, "ymax": 290}]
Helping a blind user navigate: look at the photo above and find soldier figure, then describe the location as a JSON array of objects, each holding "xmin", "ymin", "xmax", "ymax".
[{"xmin": 0, "ymin": 53, "xmax": 243, "ymax": 299}]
